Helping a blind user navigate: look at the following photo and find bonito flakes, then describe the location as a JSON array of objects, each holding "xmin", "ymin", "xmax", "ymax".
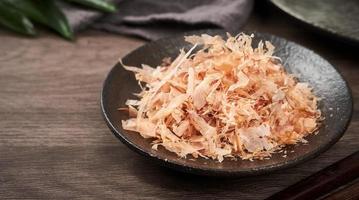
[{"xmin": 121, "ymin": 33, "xmax": 321, "ymax": 162}]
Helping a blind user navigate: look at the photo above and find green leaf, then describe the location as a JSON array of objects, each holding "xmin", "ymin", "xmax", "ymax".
[
  {"xmin": 4, "ymin": 0, "xmax": 73, "ymax": 40},
  {"xmin": 65, "ymin": 0, "xmax": 117, "ymax": 13},
  {"xmin": 0, "ymin": 2, "xmax": 36, "ymax": 36}
]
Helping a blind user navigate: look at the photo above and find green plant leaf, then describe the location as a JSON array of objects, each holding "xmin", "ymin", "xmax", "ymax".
[
  {"xmin": 0, "ymin": 2, "xmax": 36, "ymax": 36},
  {"xmin": 4, "ymin": 0, "xmax": 73, "ymax": 40},
  {"xmin": 65, "ymin": 0, "xmax": 117, "ymax": 13}
]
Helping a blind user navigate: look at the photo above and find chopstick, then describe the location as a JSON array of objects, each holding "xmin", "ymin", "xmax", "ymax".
[
  {"xmin": 322, "ymin": 179, "xmax": 359, "ymax": 200},
  {"xmin": 266, "ymin": 151, "xmax": 359, "ymax": 200}
]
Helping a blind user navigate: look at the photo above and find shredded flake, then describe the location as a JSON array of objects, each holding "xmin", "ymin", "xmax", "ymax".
[{"xmin": 120, "ymin": 33, "xmax": 321, "ymax": 162}]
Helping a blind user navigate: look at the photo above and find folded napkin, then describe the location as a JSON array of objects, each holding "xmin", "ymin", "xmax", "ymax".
[{"xmin": 62, "ymin": 0, "xmax": 253, "ymax": 40}]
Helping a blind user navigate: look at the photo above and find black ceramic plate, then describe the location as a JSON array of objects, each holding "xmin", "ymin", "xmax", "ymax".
[
  {"xmin": 271, "ymin": 0, "xmax": 359, "ymax": 44},
  {"xmin": 101, "ymin": 30, "xmax": 352, "ymax": 176}
]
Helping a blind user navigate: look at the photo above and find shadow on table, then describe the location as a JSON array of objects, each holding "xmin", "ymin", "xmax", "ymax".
[{"xmin": 123, "ymin": 152, "xmax": 304, "ymax": 196}]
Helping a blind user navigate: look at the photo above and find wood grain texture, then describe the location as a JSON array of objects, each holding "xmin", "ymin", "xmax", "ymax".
[{"xmin": 0, "ymin": 4, "xmax": 358, "ymax": 200}]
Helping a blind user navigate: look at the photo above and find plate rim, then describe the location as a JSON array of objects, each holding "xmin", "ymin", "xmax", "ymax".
[{"xmin": 270, "ymin": 0, "xmax": 359, "ymax": 45}]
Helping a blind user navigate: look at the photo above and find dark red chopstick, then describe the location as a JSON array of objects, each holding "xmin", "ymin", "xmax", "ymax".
[{"xmin": 266, "ymin": 151, "xmax": 359, "ymax": 200}]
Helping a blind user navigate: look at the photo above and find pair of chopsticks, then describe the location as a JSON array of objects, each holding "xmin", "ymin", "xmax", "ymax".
[{"xmin": 266, "ymin": 151, "xmax": 359, "ymax": 200}]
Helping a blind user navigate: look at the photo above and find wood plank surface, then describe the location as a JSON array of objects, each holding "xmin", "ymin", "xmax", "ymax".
[{"xmin": 0, "ymin": 3, "xmax": 358, "ymax": 200}]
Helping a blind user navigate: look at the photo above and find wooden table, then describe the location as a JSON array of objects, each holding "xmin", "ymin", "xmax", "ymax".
[{"xmin": 0, "ymin": 4, "xmax": 358, "ymax": 200}]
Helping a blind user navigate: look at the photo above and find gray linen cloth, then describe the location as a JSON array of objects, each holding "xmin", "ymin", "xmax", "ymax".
[{"xmin": 61, "ymin": 0, "xmax": 253, "ymax": 40}]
